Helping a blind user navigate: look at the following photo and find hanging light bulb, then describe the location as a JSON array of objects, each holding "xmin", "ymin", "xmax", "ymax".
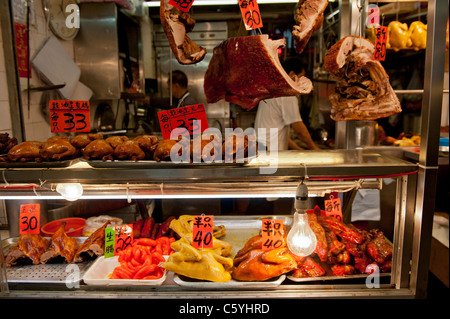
[
  {"xmin": 286, "ymin": 181, "xmax": 317, "ymax": 257},
  {"xmin": 56, "ymin": 183, "xmax": 83, "ymax": 201}
]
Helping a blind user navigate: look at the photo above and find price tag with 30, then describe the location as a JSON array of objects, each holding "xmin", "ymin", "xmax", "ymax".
[
  {"xmin": 19, "ymin": 204, "xmax": 40, "ymax": 235},
  {"xmin": 238, "ymin": 0, "xmax": 263, "ymax": 31}
]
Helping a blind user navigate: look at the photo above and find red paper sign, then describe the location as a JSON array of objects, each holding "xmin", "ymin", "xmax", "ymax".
[
  {"xmin": 324, "ymin": 196, "xmax": 343, "ymax": 222},
  {"xmin": 374, "ymin": 26, "xmax": 388, "ymax": 61},
  {"xmin": 49, "ymin": 100, "xmax": 90, "ymax": 133},
  {"xmin": 19, "ymin": 204, "xmax": 40, "ymax": 235},
  {"xmin": 169, "ymin": 0, "xmax": 194, "ymax": 12},
  {"xmin": 14, "ymin": 23, "xmax": 31, "ymax": 78},
  {"xmin": 105, "ymin": 224, "xmax": 133, "ymax": 258},
  {"xmin": 261, "ymin": 219, "xmax": 284, "ymax": 251},
  {"xmin": 158, "ymin": 103, "xmax": 208, "ymax": 139},
  {"xmin": 238, "ymin": 0, "xmax": 263, "ymax": 31},
  {"xmin": 192, "ymin": 215, "xmax": 214, "ymax": 249}
]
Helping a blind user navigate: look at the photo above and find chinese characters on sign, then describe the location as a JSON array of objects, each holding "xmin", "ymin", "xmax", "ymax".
[
  {"xmin": 374, "ymin": 26, "xmax": 388, "ymax": 61},
  {"xmin": 49, "ymin": 100, "xmax": 90, "ymax": 133},
  {"xmin": 14, "ymin": 23, "xmax": 31, "ymax": 78},
  {"xmin": 192, "ymin": 215, "xmax": 214, "ymax": 249},
  {"xmin": 169, "ymin": 0, "xmax": 194, "ymax": 12},
  {"xmin": 324, "ymin": 196, "xmax": 343, "ymax": 222},
  {"xmin": 238, "ymin": 0, "xmax": 263, "ymax": 31},
  {"xmin": 158, "ymin": 103, "xmax": 209, "ymax": 139},
  {"xmin": 261, "ymin": 219, "xmax": 284, "ymax": 251},
  {"xmin": 105, "ymin": 225, "xmax": 133, "ymax": 258},
  {"xmin": 19, "ymin": 204, "xmax": 40, "ymax": 235}
]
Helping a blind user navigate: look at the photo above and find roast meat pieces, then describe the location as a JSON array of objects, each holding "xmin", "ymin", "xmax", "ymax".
[
  {"xmin": 5, "ymin": 234, "xmax": 49, "ymax": 266},
  {"xmin": 293, "ymin": 0, "xmax": 329, "ymax": 54},
  {"xmin": 160, "ymin": 0, "xmax": 206, "ymax": 65},
  {"xmin": 7, "ymin": 141, "xmax": 44, "ymax": 162},
  {"xmin": 324, "ymin": 36, "xmax": 401, "ymax": 121},
  {"xmin": 204, "ymin": 35, "xmax": 313, "ymax": 110},
  {"xmin": 41, "ymin": 222, "xmax": 78, "ymax": 264},
  {"xmin": 73, "ymin": 221, "xmax": 111, "ymax": 262}
]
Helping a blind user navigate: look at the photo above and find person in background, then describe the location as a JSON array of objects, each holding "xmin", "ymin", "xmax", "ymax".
[
  {"xmin": 254, "ymin": 59, "xmax": 319, "ymax": 151},
  {"xmin": 150, "ymin": 70, "xmax": 197, "ymax": 109}
]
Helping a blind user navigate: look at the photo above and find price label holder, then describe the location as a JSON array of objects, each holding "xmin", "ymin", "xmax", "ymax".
[
  {"xmin": 19, "ymin": 204, "xmax": 40, "ymax": 235},
  {"xmin": 104, "ymin": 224, "xmax": 133, "ymax": 258},
  {"xmin": 49, "ymin": 100, "xmax": 90, "ymax": 133},
  {"xmin": 238, "ymin": 0, "xmax": 263, "ymax": 31},
  {"xmin": 261, "ymin": 219, "xmax": 284, "ymax": 251},
  {"xmin": 374, "ymin": 26, "xmax": 388, "ymax": 61},
  {"xmin": 192, "ymin": 215, "xmax": 214, "ymax": 249},
  {"xmin": 158, "ymin": 103, "xmax": 208, "ymax": 139},
  {"xmin": 324, "ymin": 195, "xmax": 343, "ymax": 222},
  {"xmin": 169, "ymin": 0, "xmax": 194, "ymax": 12}
]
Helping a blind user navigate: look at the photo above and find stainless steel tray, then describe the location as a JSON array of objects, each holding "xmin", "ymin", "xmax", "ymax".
[
  {"xmin": 0, "ymin": 156, "xmax": 79, "ymax": 168},
  {"xmin": 83, "ymin": 158, "xmax": 253, "ymax": 168},
  {"xmin": 2, "ymin": 237, "xmax": 93, "ymax": 284}
]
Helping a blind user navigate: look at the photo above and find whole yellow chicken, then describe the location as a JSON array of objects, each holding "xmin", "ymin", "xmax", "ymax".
[
  {"xmin": 387, "ymin": 21, "xmax": 412, "ymax": 51},
  {"xmin": 409, "ymin": 21, "xmax": 427, "ymax": 51}
]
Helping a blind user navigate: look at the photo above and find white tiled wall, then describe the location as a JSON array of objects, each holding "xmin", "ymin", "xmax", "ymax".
[{"xmin": 0, "ymin": 0, "xmax": 75, "ymax": 142}]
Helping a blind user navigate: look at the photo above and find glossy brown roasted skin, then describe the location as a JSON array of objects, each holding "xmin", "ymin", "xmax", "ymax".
[
  {"xmin": 5, "ymin": 234, "xmax": 49, "ymax": 266},
  {"xmin": 291, "ymin": 257, "xmax": 326, "ymax": 278},
  {"xmin": 73, "ymin": 221, "xmax": 110, "ymax": 262},
  {"xmin": 70, "ymin": 133, "xmax": 103, "ymax": 148},
  {"xmin": 113, "ymin": 140, "xmax": 146, "ymax": 161},
  {"xmin": 366, "ymin": 229, "xmax": 393, "ymax": 264},
  {"xmin": 204, "ymin": 35, "xmax": 313, "ymax": 110},
  {"xmin": 292, "ymin": 0, "xmax": 329, "ymax": 54},
  {"xmin": 318, "ymin": 215, "xmax": 365, "ymax": 244},
  {"xmin": 81, "ymin": 139, "xmax": 114, "ymax": 160},
  {"xmin": 306, "ymin": 212, "xmax": 328, "ymax": 262},
  {"xmin": 41, "ymin": 223, "xmax": 78, "ymax": 263},
  {"xmin": 7, "ymin": 141, "xmax": 44, "ymax": 162},
  {"xmin": 105, "ymin": 135, "xmax": 129, "ymax": 149},
  {"xmin": 153, "ymin": 139, "xmax": 189, "ymax": 162},
  {"xmin": 232, "ymin": 248, "xmax": 297, "ymax": 281},
  {"xmin": 160, "ymin": 0, "xmax": 206, "ymax": 65},
  {"xmin": 133, "ymin": 135, "xmax": 159, "ymax": 159},
  {"xmin": 40, "ymin": 139, "xmax": 78, "ymax": 161}
]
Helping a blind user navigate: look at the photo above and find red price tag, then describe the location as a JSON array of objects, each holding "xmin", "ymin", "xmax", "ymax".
[
  {"xmin": 261, "ymin": 219, "xmax": 284, "ymax": 251},
  {"xmin": 14, "ymin": 23, "xmax": 31, "ymax": 78},
  {"xmin": 49, "ymin": 100, "xmax": 90, "ymax": 133},
  {"xmin": 374, "ymin": 26, "xmax": 388, "ymax": 61},
  {"xmin": 192, "ymin": 215, "xmax": 213, "ymax": 249},
  {"xmin": 105, "ymin": 224, "xmax": 133, "ymax": 258},
  {"xmin": 169, "ymin": 0, "xmax": 194, "ymax": 12},
  {"xmin": 324, "ymin": 196, "xmax": 343, "ymax": 222},
  {"xmin": 238, "ymin": 0, "xmax": 263, "ymax": 31},
  {"xmin": 158, "ymin": 103, "xmax": 209, "ymax": 139},
  {"xmin": 19, "ymin": 204, "xmax": 40, "ymax": 235}
]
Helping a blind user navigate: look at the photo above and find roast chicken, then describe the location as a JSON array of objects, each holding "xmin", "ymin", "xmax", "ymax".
[
  {"xmin": 7, "ymin": 141, "xmax": 44, "ymax": 162},
  {"xmin": 387, "ymin": 21, "xmax": 412, "ymax": 51},
  {"xmin": 153, "ymin": 138, "xmax": 189, "ymax": 162},
  {"xmin": 40, "ymin": 222, "xmax": 78, "ymax": 264},
  {"xmin": 70, "ymin": 133, "xmax": 103, "ymax": 148},
  {"xmin": 409, "ymin": 21, "xmax": 427, "ymax": 51},
  {"xmin": 113, "ymin": 140, "xmax": 146, "ymax": 161},
  {"xmin": 5, "ymin": 234, "xmax": 49, "ymax": 266},
  {"xmin": 105, "ymin": 135, "xmax": 129, "ymax": 149},
  {"xmin": 133, "ymin": 135, "xmax": 159, "ymax": 159},
  {"xmin": 190, "ymin": 134, "xmax": 222, "ymax": 163},
  {"xmin": 81, "ymin": 139, "xmax": 114, "ymax": 160},
  {"xmin": 40, "ymin": 139, "xmax": 78, "ymax": 161}
]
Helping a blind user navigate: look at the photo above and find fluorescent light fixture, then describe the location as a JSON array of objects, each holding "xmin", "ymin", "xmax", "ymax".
[{"xmin": 143, "ymin": 0, "xmax": 301, "ymax": 7}]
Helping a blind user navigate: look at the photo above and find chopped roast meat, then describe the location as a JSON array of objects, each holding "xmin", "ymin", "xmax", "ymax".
[
  {"xmin": 160, "ymin": 0, "xmax": 206, "ymax": 65},
  {"xmin": 0, "ymin": 132, "xmax": 17, "ymax": 154},
  {"xmin": 73, "ymin": 221, "xmax": 110, "ymax": 262},
  {"xmin": 331, "ymin": 264, "xmax": 355, "ymax": 276},
  {"xmin": 365, "ymin": 229, "xmax": 393, "ymax": 264},
  {"xmin": 204, "ymin": 35, "xmax": 313, "ymax": 110},
  {"xmin": 6, "ymin": 234, "xmax": 49, "ymax": 266},
  {"xmin": 292, "ymin": 0, "xmax": 329, "ymax": 54},
  {"xmin": 41, "ymin": 222, "xmax": 78, "ymax": 264},
  {"xmin": 292, "ymin": 257, "xmax": 326, "ymax": 277},
  {"xmin": 324, "ymin": 36, "xmax": 401, "ymax": 121},
  {"xmin": 306, "ymin": 212, "xmax": 328, "ymax": 262},
  {"xmin": 318, "ymin": 214, "xmax": 365, "ymax": 244}
]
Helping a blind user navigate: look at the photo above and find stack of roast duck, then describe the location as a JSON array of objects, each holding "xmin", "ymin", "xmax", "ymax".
[{"xmin": 2, "ymin": 133, "xmax": 255, "ymax": 163}]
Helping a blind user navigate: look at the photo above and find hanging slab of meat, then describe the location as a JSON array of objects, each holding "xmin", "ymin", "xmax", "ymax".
[
  {"xmin": 73, "ymin": 221, "xmax": 110, "ymax": 262},
  {"xmin": 41, "ymin": 222, "xmax": 79, "ymax": 264},
  {"xmin": 204, "ymin": 35, "xmax": 313, "ymax": 110},
  {"xmin": 324, "ymin": 36, "xmax": 401, "ymax": 121},
  {"xmin": 292, "ymin": 0, "xmax": 329, "ymax": 54},
  {"xmin": 318, "ymin": 214, "xmax": 365, "ymax": 244},
  {"xmin": 306, "ymin": 212, "xmax": 328, "ymax": 262},
  {"xmin": 5, "ymin": 234, "xmax": 49, "ymax": 266},
  {"xmin": 160, "ymin": 0, "xmax": 206, "ymax": 65}
]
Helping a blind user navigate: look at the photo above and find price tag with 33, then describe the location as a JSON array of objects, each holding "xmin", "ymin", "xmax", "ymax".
[{"xmin": 49, "ymin": 100, "xmax": 90, "ymax": 133}]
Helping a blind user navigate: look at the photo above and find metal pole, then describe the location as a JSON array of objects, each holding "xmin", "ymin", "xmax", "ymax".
[{"xmin": 410, "ymin": 0, "xmax": 448, "ymax": 299}]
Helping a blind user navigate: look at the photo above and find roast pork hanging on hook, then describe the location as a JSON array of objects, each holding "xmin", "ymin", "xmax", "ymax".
[
  {"xmin": 324, "ymin": 36, "xmax": 401, "ymax": 121},
  {"xmin": 160, "ymin": 0, "xmax": 206, "ymax": 65}
]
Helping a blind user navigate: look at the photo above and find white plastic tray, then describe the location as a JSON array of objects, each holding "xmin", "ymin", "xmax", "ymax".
[
  {"xmin": 173, "ymin": 274, "xmax": 286, "ymax": 289},
  {"xmin": 83, "ymin": 256, "xmax": 166, "ymax": 286}
]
